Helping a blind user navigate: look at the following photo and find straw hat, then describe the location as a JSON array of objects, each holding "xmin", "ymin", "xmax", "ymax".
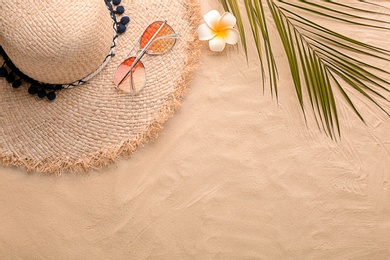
[{"xmin": 0, "ymin": 0, "xmax": 200, "ymax": 173}]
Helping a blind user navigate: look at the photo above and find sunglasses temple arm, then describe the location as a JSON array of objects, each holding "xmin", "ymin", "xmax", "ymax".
[
  {"xmin": 151, "ymin": 33, "xmax": 179, "ymax": 43},
  {"xmin": 125, "ymin": 38, "xmax": 141, "ymax": 59},
  {"xmin": 142, "ymin": 34, "xmax": 178, "ymax": 56},
  {"xmin": 130, "ymin": 68, "xmax": 136, "ymax": 93}
]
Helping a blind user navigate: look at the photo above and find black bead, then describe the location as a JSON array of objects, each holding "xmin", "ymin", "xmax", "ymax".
[
  {"xmin": 12, "ymin": 79, "xmax": 22, "ymax": 88},
  {"xmin": 53, "ymin": 84, "xmax": 63, "ymax": 90},
  {"xmin": 37, "ymin": 89, "xmax": 46, "ymax": 98},
  {"xmin": 47, "ymin": 91, "xmax": 56, "ymax": 101},
  {"xmin": 113, "ymin": 0, "xmax": 121, "ymax": 5},
  {"xmin": 116, "ymin": 6, "xmax": 125, "ymax": 14},
  {"xmin": 120, "ymin": 16, "xmax": 130, "ymax": 25},
  {"xmin": 6, "ymin": 73, "xmax": 15, "ymax": 83},
  {"xmin": 0, "ymin": 67, "xmax": 7, "ymax": 77},
  {"xmin": 117, "ymin": 24, "xmax": 126, "ymax": 34},
  {"xmin": 28, "ymin": 85, "xmax": 38, "ymax": 95}
]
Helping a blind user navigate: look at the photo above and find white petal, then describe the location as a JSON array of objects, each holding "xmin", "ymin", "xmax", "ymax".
[
  {"xmin": 209, "ymin": 35, "xmax": 226, "ymax": 52},
  {"xmin": 218, "ymin": 12, "xmax": 236, "ymax": 30},
  {"xmin": 222, "ymin": 28, "xmax": 239, "ymax": 44},
  {"xmin": 204, "ymin": 10, "xmax": 221, "ymax": 30},
  {"xmin": 197, "ymin": 23, "xmax": 217, "ymax": 41}
]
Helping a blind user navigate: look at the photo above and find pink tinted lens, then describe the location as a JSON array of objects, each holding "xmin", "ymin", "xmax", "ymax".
[{"xmin": 114, "ymin": 57, "xmax": 146, "ymax": 93}]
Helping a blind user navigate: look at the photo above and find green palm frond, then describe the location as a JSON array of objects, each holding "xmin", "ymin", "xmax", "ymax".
[{"xmin": 219, "ymin": 0, "xmax": 390, "ymax": 139}]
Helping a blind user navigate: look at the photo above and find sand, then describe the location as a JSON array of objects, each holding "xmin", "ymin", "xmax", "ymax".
[{"xmin": 0, "ymin": 0, "xmax": 390, "ymax": 259}]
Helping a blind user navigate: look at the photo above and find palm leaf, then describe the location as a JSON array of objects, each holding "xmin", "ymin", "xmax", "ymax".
[{"xmin": 219, "ymin": 0, "xmax": 390, "ymax": 139}]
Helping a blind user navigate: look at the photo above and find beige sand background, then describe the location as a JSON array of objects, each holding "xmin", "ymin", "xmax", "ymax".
[{"xmin": 1, "ymin": 1, "xmax": 390, "ymax": 259}]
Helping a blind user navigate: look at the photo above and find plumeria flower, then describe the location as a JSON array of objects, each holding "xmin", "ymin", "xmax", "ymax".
[{"xmin": 197, "ymin": 10, "xmax": 239, "ymax": 52}]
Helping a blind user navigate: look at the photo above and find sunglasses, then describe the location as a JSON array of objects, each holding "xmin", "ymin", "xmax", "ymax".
[{"xmin": 113, "ymin": 20, "xmax": 178, "ymax": 94}]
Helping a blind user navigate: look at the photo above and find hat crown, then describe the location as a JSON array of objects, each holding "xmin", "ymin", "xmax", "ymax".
[{"xmin": 0, "ymin": 0, "xmax": 114, "ymax": 84}]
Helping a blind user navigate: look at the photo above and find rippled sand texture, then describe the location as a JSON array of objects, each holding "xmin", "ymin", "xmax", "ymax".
[{"xmin": 0, "ymin": 0, "xmax": 389, "ymax": 259}]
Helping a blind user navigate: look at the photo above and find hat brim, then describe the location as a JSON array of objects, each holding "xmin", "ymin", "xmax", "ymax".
[{"xmin": 0, "ymin": 0, "xmax": 201, "ymax": 174}]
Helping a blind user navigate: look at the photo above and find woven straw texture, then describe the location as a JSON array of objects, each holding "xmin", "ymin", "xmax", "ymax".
[
  {"xmin": 1, "ymin": 0, "xmax": 114, "ymax": 84},
  {"xmin": 0, "ymin": 0, "xmax": 201, "ymax": 173}
]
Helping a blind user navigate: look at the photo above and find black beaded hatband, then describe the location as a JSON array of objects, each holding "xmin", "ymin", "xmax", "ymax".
[{"xmin": 0, "ymin": 0, "xmax": 130, "ymax": 101}]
